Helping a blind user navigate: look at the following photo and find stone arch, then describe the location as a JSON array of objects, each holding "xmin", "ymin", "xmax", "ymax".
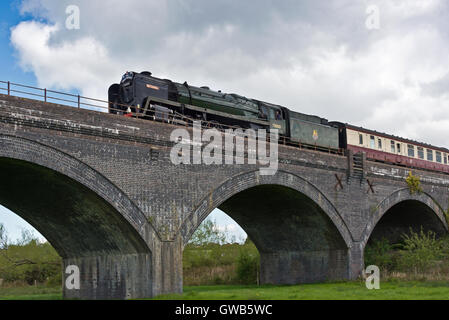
[
  {"xmin": 179, "ymin": 169, "xmax": 353, "ymax": 284},
  {"xmin": 361, "ymin": 188, "xmax": 448, "ymax": 246},
  {"xmin": 180, "ymin": 169, "xmax": 352, "ymax": 248},
  {"xmin": 0, "ymin": 134, "xmax": 158, "ymax": 245},
  {"xmin": 0, "ymin": 134, "xmax": 155, "ymax": 299}
]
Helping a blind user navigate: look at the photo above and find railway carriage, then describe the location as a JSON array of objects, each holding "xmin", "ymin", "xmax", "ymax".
[{"xmin": 332, "ymin": 123, "xmax": 449, "ymax": 174}]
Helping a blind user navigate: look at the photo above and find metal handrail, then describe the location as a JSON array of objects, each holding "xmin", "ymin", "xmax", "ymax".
[{"xmin": 0, "ymin": 79, "xmax": 344, "ymax": 155}]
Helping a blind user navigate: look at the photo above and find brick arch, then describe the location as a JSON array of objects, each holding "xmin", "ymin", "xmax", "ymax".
[
  {"xmin": 361, "ymin": 188, "xmax": 448, "ymax": 247},
  {"xmin": 0, "ymin": 134, "xmax": 158, "ymax": 252},
  {"xmin": 179, "ymin": 169, "xmax": 353, "ymax": 249}
]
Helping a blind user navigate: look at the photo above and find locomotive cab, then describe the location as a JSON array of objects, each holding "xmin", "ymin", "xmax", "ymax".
[{"xmin": 256, "ymin": 101, "xmax": 286, "ymax": 136}]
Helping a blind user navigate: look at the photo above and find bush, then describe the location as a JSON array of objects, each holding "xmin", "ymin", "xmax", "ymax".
[
  {"xmin": 397, "ymin": 228, "xmax": 443, "ymax": 273},
  {"xmin": 46, "ymin": 272, "xmax": 62, "ymax": 287},
  {"xmin": 406, "ymin": 171, "xmax": 423, "ymax": 195},
  {"xmin": 236, "ymin": 240, "xmax": 260, "ymax": 285},
  {"xmin": 0, "ymin": 226, "xmax": 61, "ymax": 286},
  {"xmin": 364, "ymin": 238, "xmax": 398, "ymax": 271},
  {"xmin": 183, "ymin": 237, "xmax": 262, "ymax": 286}
]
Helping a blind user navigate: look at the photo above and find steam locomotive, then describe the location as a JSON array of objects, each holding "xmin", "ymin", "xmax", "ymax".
[
  {"xmin": 108, "ymin": 71, "xmax": 339, "ymax": 149},
  {"xmin": 108, "ymin": 71, "xmax": 449, "ymax": 173}
]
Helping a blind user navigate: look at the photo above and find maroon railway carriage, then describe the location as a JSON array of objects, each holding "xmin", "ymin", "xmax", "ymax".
[{"xmin": 332, "ymin": 123, "xmax": 449, "ymax": 174}]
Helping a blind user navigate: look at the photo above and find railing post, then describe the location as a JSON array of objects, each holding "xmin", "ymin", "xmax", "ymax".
[
  {"xmin": 44, "ymin": 88, "xmax": 47, "ymax": 102},
  {"xmin": 7, "ymin": 81, "xmax": 10, "ymax": 96},
  {"xmin": 78, "ymin": 95, "xmax": 80, "ymax": 109}
]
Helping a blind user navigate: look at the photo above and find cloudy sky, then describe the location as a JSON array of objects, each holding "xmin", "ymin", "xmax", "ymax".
[{"xmin": 1, "ymin": 0, "xmax": 449, "ymax": 241}]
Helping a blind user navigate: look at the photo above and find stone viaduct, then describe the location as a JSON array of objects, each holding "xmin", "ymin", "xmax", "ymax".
[{"xmin": 0, "ymin": 94, "xmax": 448, "ymax": 299}]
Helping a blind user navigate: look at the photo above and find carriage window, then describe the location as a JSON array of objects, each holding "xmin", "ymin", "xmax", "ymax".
[
  {"xmin": 436, "ymin": 151, "xmax": 442, "ymax": 163},
  {"xmin": 417, "ymin": 147, "xmax": 424, "ymax": 160},
  {"xmin": 359, "ymin": 134, "xmax": 363, "ymax": 145},
  {"xmin": 407, "ymin": 145, "xmax": 415, "ymax": 157},
  {"xmin": 397, "ymin": 143, "xmax": 401, "ymax": 153},
  {"xmin": 391, "ymin": 141, "xmax": 395, "ymax": 153},
  {"xmin": 427, "ymin": 149, "xmax": 433, "ymax": 161},
  {"xmin": 370, "ymin": 136, "xmax": 375, "ymax": 149},
  {"xmin": 445, "ymin": 155, "xmax": 448, "ymax": 165},
  {"xmin": 378, "ymin": 139, "xmax": 382, "ymax": 149}
]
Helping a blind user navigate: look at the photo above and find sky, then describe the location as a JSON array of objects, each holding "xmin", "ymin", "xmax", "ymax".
[{"xmin": 1, "ymin": 0, "xmax": 449, "ymax": 242}]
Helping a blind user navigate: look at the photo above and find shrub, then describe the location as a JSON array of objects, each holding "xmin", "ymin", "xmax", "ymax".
[
  {"xmin": 406, "ymin": 171, "xmax": 423, "ymax": 195},
  {"xmin": 0, "ymin": 226, "xmax": 61, "ymax": 286},
  {"xmin": 46, "ymin": 272, "xmax": 62, "ymax": 287},
  {"xmin": 397, "ymin": 228, "xmax": 443, "ymax": 273},
  {"xmin": 364, "ymin": 238, "xmax": 397, "ymax": 271},
  {"xmin": 236, "ymin": 240, "xmax": 260, "ymax": 285}
]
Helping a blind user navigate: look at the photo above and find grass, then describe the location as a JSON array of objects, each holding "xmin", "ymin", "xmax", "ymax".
[
  {"xmin": 0, "ymin": 285, "xmax": 62, "ymax": 300},
  {"xmin": 153, "ymin": 281, "xmax": 449, "ymax": 300},
  {"xmin": 2, "ymin": 281, "xmax": 449, "ymax": 300}
]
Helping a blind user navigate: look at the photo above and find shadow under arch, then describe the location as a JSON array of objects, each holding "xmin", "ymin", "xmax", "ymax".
[
  {"xmin": 362, "ymin": 188, "xmax": 448, "ymax": 247},
  {"xmin": 180, "ymin": 170, "xmax": 353, "ymax": 284},
  {"xmin": 0, "ymin": 135, "xmax": 154, "ymax": 299}
]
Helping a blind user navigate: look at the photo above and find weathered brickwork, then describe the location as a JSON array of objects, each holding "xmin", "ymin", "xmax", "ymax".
[{"xmin": 0, "ymin": 94, "xmax": 448, "ymax": 299}]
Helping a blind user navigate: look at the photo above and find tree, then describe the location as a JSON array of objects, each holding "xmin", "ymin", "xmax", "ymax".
[
  {"xmin": 0, "ymin": 224, "xmax": 61, "ymax": 285},
  {"xmin": 188, "ymin": 219, "xmax": 227, "ymax": 246}
]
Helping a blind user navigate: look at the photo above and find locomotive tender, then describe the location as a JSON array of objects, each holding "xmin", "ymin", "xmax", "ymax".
[{"xmin": 108, "ymin": 71, "xmax": 449, "ymax": 174}]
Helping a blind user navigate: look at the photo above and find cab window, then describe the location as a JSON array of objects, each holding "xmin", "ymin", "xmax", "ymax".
[{"xmin": 272, "ymin": 109, "xmax": 283, "ymax": 120}]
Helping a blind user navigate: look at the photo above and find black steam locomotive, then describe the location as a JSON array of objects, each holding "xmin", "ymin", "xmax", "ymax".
[{"xmin": 108, "ymin": 71, "xmax": 339, "ymax": 149}]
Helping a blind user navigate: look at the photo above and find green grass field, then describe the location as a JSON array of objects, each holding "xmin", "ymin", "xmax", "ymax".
[
  {"xmin": 2, "ymin": 281, "xmax": 449, "ymax": 300},
  {"xmin": 153, "ymin": 281, "xmax": 449, "ymax": 300},
  {"xmin": 0, "ymin": 285, "xmax": 62, "ymax": 300}
]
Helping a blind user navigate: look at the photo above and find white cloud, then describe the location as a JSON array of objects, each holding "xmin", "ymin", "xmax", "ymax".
[
  {"xmin": 9, "ymin": 0, "xmax": 449, "ymax": 147},
  {"xmin": 10, "ymin": 21, "xmax": 116, "ymax": 98}
]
